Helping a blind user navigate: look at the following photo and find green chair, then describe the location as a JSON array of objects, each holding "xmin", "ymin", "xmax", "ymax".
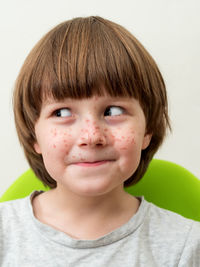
[{"xmin": 1, "ymin": 159, "xmax": 200, "ymax": 221}]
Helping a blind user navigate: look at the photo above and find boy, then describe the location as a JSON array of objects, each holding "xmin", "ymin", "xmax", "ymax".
[{"xmin": 0, "ymin": 16, "xmax": 200, "ymax": 266}]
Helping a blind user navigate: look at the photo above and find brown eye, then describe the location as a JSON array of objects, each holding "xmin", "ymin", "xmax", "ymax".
[{"xmin": 104, "ymin": 106, "xmax": 124, "ymax": 117}]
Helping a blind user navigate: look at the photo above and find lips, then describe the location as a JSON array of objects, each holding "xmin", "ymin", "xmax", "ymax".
[{"xmin": 72, "ymin": 160, "xmax": 115, "ymax": 167}]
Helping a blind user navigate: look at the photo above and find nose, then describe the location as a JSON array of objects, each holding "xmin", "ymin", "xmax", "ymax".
[{"xmin": 77, "ymin": 120, "xmax": 107, "ymax": 148}]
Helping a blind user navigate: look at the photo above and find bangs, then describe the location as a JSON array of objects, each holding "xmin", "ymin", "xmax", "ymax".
[{"xmin": 35, "ymin": 17, "xmax": 144, "ymax": 102}]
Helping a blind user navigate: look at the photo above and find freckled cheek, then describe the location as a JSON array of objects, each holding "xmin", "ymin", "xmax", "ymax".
[
  {"xmin": 48, "ymin": 130, "xmax": 73, "ymax": 153},
  {"xmin": 109, "ymin": 130, "xmax": 136, "ymax": 151}
]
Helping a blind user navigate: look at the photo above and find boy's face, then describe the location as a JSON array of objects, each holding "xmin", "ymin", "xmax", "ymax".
[{"xmin": 34, "ymin": 94, "xmax": 151, "ymax": 197}]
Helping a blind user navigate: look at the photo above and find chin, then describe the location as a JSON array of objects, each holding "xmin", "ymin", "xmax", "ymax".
[{"xmin": 72, "ymin": 181, "xmax": 118, "ymax": 197}]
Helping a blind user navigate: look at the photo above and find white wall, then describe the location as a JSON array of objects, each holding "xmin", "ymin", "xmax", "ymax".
[{"xmin": 0, "ymin": 0, "xmax": 199, "ymax": 195}]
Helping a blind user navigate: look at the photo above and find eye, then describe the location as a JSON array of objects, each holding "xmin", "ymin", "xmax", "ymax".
[
  {"xmin": 104, "ymin": 106, "xmax": 124, "ymax": 117},
  {"xmin": 54, "ymin": 108, "xmax": 72, "ymax": 117}
]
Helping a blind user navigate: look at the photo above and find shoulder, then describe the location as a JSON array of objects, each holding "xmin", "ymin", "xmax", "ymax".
[
  {"xmin": 0, "ymin": 191, "xmax": 42, "ymax": 218},
  {"xmin": 0, "ymin": 197, "xmax": 29, "ymax": 226},
  {"xmin": 146, "ymin": 198, "xmax": 199, "ymax": 224},
  {"xmin": 140, "ymin": 198, "xmax": 200, "ymax": 263},
  {"xmin": 142, "ymin": 198, "xmax": 200, "ymax": 235},
  {"xmin": 0, "ymin": 191, "xmax": 44, "ymax": 233},
  {"xmin": 0, "ymin": 195, "xmax": 35, "ymax": 255}
]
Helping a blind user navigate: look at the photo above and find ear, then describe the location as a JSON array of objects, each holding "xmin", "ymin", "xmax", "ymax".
[
  {"xmin": 142, "ymin": 133, "xmax": 152, "ymax": 150},
  {"xmin": 34, "ymin": 142, "xmax": 41, "ymax": 154}
]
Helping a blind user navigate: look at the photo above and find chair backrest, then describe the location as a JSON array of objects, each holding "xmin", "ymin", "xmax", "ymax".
[
  {"xmin": 1, "ymin": 159, "xmax": 200, "ymax": 221},
  {"xmin": 125, "ymin": 159, "xmax": 200, "ymax": 221}
]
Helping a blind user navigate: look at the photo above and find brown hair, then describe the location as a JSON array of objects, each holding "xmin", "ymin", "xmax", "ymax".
[{"xmin": 13, "ymin": 16, "xmax": 170, "ymax": 188}]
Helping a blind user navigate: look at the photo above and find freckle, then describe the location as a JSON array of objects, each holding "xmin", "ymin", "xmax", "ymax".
[
  {"xmin": 72, "ymin": 156, "xmax": 76, "ymax": 158},
  {"xmin": 122, "ymin": 136, "xmax": 125, "ymax": 139},
  {"xmin": 104, "ymin": 129, "xmax": 108, "ymax": 132},
  {"xmin": 120, "ymin": 147, "xmax": 127, "ymax": 150},
  {"xmin": 95, "ymin": 126, "xmax": 100, "ymax": 130},
  {"xmin": 64, "ymin": 144, "xmax": 68, "ymax": 148}
]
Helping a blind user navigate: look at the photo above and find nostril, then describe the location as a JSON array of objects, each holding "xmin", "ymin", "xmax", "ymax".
[{"xmin": 78, "ymin": 128, "xmax": 107, "ymax": 147}]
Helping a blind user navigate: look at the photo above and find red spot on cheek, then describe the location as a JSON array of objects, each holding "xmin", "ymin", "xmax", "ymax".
[
  {"xmin": 127, "ymin": 135, "xmax": 135, "ymax": 144},
  {"xmin": 53, "ymin": 144, "xmax": 56, "ymax": 148}
]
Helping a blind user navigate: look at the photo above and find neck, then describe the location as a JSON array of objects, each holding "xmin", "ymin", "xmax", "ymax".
[
  {"xmin": 33, "ymin": 186, "xmax": 140, "ymax": 240},
  {"xmin": 46, "ymin": 185, "xmax": 132, "ymax": 218}
]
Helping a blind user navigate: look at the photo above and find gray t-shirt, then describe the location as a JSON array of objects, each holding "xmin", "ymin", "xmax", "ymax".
[{"xmin": 0, "ymin": 192, "xmax": 200, "ymax": 266}]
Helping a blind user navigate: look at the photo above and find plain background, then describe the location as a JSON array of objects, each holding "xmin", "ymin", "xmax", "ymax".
[{"xmin": 0, "ymin": 0, "xmax": 199, "ymax": 195}]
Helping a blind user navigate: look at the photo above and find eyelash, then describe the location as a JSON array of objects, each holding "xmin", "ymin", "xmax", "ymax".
[{"xmin": 53, "ymin": 106, "xmax": 125, "ymax": 118}]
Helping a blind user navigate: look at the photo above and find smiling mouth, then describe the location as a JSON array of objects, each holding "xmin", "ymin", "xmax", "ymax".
[{"xmin": 73, "ymin": 160, "xmax": 114, "ymax": 167}]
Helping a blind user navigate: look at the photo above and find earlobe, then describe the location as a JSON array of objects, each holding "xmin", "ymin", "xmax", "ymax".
[
  {"xmin": 142, "ymin": 134, "xmax": 152, "ymax": 150},
  {"xmin": 34, "ymin": 142, "xmax": 41, "ymax": 154}
]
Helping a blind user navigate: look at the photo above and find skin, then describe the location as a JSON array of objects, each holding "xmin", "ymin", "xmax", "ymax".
[{"xmin": 33, "ymin": 94, "xmax": 151, "ymax": 239}]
